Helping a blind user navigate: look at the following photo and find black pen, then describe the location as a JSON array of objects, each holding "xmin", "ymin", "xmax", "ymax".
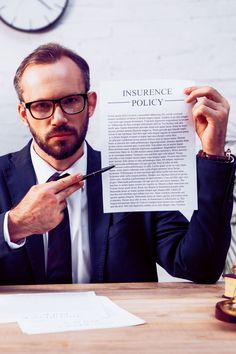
[
  {"xmin": 81, "ymin": 164, "xmax": 115, "ymax": 180},
  {"xmin": 55, "ymin": 165, "xmax": 115, "ymax": 181}
]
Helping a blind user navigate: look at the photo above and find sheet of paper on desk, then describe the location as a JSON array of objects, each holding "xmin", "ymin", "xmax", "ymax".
[
  {"xmin": 100, "ymin": 79, "xmax": 197, "ymax": 213},
  {"xmin": 18, "ymin": 295, "xmax": 145, "ymax": 335},
  {"xmin": 0, "ymin": 291, "xmax": 102, "ymax": 324},
  {"xmin": 0, "ymin": 291, "xmax": 145, "ymax": 334}
]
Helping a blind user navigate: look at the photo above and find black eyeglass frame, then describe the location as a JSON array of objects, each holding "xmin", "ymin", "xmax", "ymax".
[{"xmin": 24, "ymin": 93, "xmax": 88, "ymax": 120}]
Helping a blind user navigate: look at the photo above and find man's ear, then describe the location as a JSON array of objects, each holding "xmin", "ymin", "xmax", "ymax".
[
  {"xmin": 87, "ymin": 91, "xmax": 97, "ymax": 118},
  {"xmin": 18, "ymin": 102, "xmax": 29, "ymax": 127}
]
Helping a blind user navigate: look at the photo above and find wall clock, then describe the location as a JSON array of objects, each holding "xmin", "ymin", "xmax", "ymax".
[{"xmin": 0, "ymin": 0, "xmax": 69, "ymax": 33}]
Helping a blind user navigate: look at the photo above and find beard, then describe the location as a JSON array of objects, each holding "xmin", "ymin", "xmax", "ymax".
[{"xmin": 28, "ymin": 116, "xmax": 89, "ymax": 160}]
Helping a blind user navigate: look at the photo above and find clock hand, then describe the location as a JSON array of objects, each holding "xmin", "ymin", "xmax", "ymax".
[{"xmin": 37, "ymin": 0, "xmax": 52, "ymax": 10}]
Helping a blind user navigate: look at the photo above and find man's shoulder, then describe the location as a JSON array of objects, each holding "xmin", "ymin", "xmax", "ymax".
[
  {"xmin": 0, "ymin": 141, "xmax": 31, "ymax": 170},
  {"xmin": 0, "ymin": 150, "xmax": 16, "ymax": 168}
]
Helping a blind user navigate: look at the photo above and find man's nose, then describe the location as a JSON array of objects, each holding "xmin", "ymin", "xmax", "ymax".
[{"xmin": 51, "ymin": 103, "xmax": 68, "ymax": 125}]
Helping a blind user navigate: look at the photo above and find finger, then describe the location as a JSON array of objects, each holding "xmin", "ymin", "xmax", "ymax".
[
  {"xmin": 57, "ymin": 181, "xmax": 84, "ymax": 200},
  {"xmin": 192, "ymin": 104, "xmax": 227, "ymax": 125},
  {"xmin": 193, "ymin": 97, "xmax": 221, "ymax": 112},
  {"xmin": 183, "ymin": 86, "xmax": 198, "ymax": 95},
  {"xmin": 192, "ymin": 96, "xmax": 229, "ymax": 120},
  {"xmin": 185, "ymin": 86, "xmax": 224, "ymax": 104},
  {"xmin": 59, "ymin": 200, "xmax": 67, "ymax": 210},
  {"xmin": 48, "ymin": 173, "xmax": 83, "ymax": 193}
]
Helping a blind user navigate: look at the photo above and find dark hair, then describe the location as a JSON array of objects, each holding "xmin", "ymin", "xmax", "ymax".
[{"xmin": 13, "ymin": 42, "xmax": 90, "ymax": 101}]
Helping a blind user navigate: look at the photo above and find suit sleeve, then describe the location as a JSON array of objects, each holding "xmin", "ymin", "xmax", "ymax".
[
  {"xmin": 0, "ymin": 213, "xmax": 13, "ymax": 257},
  {"xmin": 155, "ymin": 157, "xmax": 236, "ymax": 283},
  {"xmin": 0, "ymin": 169, "xmax": 15, "ymax": 258}
]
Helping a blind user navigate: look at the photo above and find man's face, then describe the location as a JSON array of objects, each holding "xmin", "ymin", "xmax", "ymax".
[{"xmin": 18, "ymin": 56, "xmax": 96, "ymax": 164}]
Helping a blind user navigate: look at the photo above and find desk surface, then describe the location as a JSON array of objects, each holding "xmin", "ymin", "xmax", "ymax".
[{"xmin": 0, "ymin": 282, "xmax": 235, "ymax": 354}]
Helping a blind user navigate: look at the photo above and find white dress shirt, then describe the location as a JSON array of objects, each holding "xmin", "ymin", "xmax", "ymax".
[{"xmin": 4, "ymin": 142, "xmax": 91, "ymax": 283}]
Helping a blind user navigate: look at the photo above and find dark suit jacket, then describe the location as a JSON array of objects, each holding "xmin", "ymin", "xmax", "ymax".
[{"xmin": 0, "ymin": 141, "xmax": 235, "ymax": 285}]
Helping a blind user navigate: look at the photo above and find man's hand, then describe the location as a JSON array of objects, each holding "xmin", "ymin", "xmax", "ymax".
[
  {"xmin": 184, "ymin": 86, "xmax": 230, "ymax": 156},
  {"xmin": 8, "ymin": 173, "xmax": 84, "ymax": 242}
]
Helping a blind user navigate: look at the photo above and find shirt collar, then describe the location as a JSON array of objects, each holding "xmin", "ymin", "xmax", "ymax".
[{"xmin": 30, "ymin": 142, "xmax": 87, "ymax": 184}]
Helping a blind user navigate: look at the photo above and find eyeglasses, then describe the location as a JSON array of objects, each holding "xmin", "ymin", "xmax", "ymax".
[{"xmin": 24, "ymin": 93, "xmax": 88, "ymax": 120}]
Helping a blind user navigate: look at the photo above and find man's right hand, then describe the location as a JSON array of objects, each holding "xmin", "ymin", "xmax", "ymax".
[{"xmin": 8, "ymin": 173, "xmax": 84, "ymax": 243}]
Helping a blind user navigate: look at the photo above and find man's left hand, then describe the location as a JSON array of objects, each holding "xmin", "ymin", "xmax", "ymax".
[{"xmin": 184, "ymin": 86, "xmax": 230, "ymax": 156}]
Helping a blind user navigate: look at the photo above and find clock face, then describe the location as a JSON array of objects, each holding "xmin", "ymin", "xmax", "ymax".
[{"xmin": 0, "ymin": 0, "xmax": 69, "ymax": 32}]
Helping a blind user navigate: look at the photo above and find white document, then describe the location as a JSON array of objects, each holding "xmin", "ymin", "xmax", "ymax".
[
  {"xmin": 0, "ymin": 291, "xmax": 145, "ymax": 335},
  {"xmin": 18, "ymin": 296, "xmax": 145, "ymax": 335},
  {"xmin": 100, "ymin": 79, "xmax": 197, "ymax": 213},
  {"xmin": 0, "ymin": 291, "xmax": 103, "ymax": 324}
]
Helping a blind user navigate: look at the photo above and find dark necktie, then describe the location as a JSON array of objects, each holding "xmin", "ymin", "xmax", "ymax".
[{"xmin": 46, "ymin": 172, "xmax": 72, "ymax": 284}]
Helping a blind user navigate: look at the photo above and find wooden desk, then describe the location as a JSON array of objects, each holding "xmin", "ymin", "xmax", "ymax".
[{"xmin": 0, "ymin": 282, "xmax": 235, "ymax": 354}]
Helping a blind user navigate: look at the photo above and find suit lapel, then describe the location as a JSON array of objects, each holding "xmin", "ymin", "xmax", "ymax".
[
  {"xmin": 4, "ymin": 142, "xmax": 46, "ymax": 283},
  {"xmin": 5, "ymin": 142, "xmax": 36, "ymax": 205},
  {"xmin": 86, "ymin": 143, "xmax": 111, "ymax": 282}
]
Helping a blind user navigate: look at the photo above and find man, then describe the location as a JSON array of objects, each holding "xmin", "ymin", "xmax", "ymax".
[{"xmin": 0, "ymin": 43, "xmax": 235, "ymax": 285}]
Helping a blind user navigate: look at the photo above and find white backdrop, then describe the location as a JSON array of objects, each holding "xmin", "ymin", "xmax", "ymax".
[{"xmin": 0, "ymin": 0, "xmax": 235, "ymax": 280}]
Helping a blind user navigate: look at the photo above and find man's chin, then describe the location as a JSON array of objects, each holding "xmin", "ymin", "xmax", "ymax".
[
  {"xmin": 43, "ymin": 140, "xmax": 83, "ymax": 160},
  {"xmin": 45, "ymin": 149, "xmax": 76, "ymax": 160}
]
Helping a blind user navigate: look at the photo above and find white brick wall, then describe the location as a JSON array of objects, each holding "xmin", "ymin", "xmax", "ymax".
[{"xmin": 0, "ymin": 0, "xmax": 235, "ymax": 280}]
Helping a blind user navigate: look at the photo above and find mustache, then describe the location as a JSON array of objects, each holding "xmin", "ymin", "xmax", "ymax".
[{"xmin": 46, "ymin": 125, "xmax": 78, "ymax": 139}]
